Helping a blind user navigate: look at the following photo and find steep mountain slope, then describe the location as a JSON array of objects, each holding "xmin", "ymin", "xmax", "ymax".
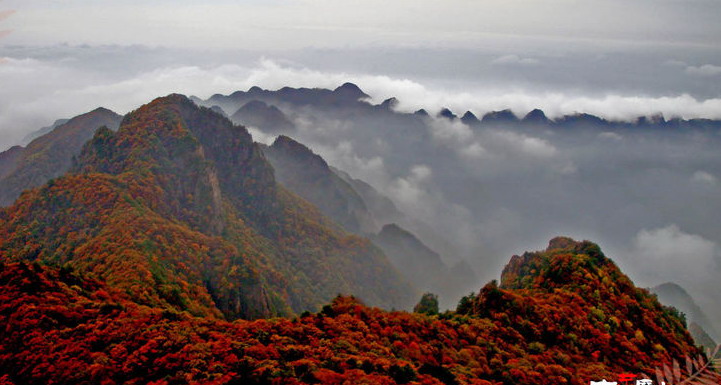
[
  {"xmin": 0, "ymin": 94, "xmax": 414, "ymax": 320},
  {"xmin": 332, "ymin": 167, "xmax": 470, "ymax": 271},
  {"xmin": 0, "ymin": 237, "xmax": 703, "ymax": 385},
  {"xmin": 371, "ymin": 224, "xmax": 478, "ymax": 308},
  {"xmin": 371, "ymin": 223, "xmax": 473, "ymax": 307},
  {"xmin": 372, "ymin": 223, "xmax": 447, "ymax": 284},
  {"xmin": 0, "ymin": 145, "xmax": 23, "ymax": 179},
  {"xmin": 263, "ymin": 136, "xmax": 477, "ymax": 304},
  {"xmin": 652, "ymin": 282, "xmax": 720, "ymax": 346},
  {"xmin": 0, "ymin": 108, "xmax": 122, "ymax": 206},
  {"xmin": 263, "ymin": 135, "xmax": 376, "ymax": 234}
]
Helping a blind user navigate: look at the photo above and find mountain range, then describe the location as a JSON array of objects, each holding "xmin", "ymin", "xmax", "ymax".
[
  {"xmin": 0, "ymin": 85, "xmax": 716, "ymax": 384},
  {"xmin": 0, "ymin": 94, "xmax": 415, "ymax": 320}
]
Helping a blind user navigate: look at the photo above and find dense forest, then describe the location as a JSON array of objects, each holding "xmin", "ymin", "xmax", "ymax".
[{"xmin": 0, "ymin": 237, "xmax": 702, "ymax": 384}]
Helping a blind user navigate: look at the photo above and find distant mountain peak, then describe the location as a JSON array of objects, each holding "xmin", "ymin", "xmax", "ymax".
[
  {"xmin": 334, "ymin": 82, "xmax": 369, "ymax": 100},
  {"xmin": 0, "ymin": 106, "xmax": 122, "ymax": 206},
  {"xmin": 231, "ymin": 100, "xmax": 294, "ymax": 133},
  {"xmin": 555, "ymin": 112, "xmax": 608, "ymax": 127},
  {"xmin": 380, "ymin": 97, "xmax": 399, "ymax": 110},
  {"xmin": 652, "ymin": 281, "xmax": 721, "ymax": 343},
  {"xmin": 522, "ymin": 108, "xmax": 551, "ymax": 124},
  {"xmin": 461, "ymin": 111, "xmax": 481, "ymax": 126},
  {"xmin": 482, "ymin": 109, "xmax": 519, "ymax": 124},
  {"xmin": 438, "ymin": 108, "xmax": 457, "ymax": 120},
  {"xmin": 546, "ymin": 235, "xmax": 578, "ymax": 251},
  {"xmin": 414, "ymin": 108, "xmax": 430, "ymax": 117},
  {"xmin": 379, "ymin": 223, "xmax": 417, "ymax": 240},
  {"xmin": 270, "ymin": 134, "xmax": 326, "ymax": 168}
]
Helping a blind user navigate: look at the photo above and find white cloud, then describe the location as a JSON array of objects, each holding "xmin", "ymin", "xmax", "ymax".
[
  {"xmin": 459, "ymin": 142, "xmax": 488, "ymax": 159},
  {"xmin": 4, "ymin": 57, "xmax": 721, "ymax": 151},
  {"xmin": 388, "ymin": 165, "xmax": 433, "ymax": 212},
  {"xmin": 246, "ymin": 126, "xmax": 277, "ymax": 146},
  {"xmin": 663, "ymin": 59, "xmax": 687, "ymax": 67},
  {"xmin": 482, "ymin": 130, "xmax": 558, "ymax": 159},
  {"xmin": 492, "ymin": 54, "xmax": 539, "ymax": 66},
  {"xmin": 685, "ymin": 64, "xmax": 721, "ymax": 77},
  {"xmin": 692, "ymin": 170, "xmax": 717, "ymax": 185},
  {"xmin": 598, "ymin": 131, "xmax": 623, "ymax": 141},
  {"xmin": 631, "ymin": 225, "xmax": 718, "ymax": 284}
]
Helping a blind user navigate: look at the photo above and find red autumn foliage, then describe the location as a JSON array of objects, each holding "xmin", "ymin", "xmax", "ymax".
[{"xmin": 0, "ymin": 238, "xmax": 701, "ymax": 385}]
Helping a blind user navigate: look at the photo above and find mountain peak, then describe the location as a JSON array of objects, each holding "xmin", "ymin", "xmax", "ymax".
[
  {"xmin": 438, "ymin": 108, "xmax": 457, "ymax": 120},
  {"xmin": 270, "ymin": 135, "xmax": 322, "ymax": 166},
  {"xmin": 546, "ymin": 235, "xmax": 579, "ymax": 251},
  {"xmin": 461, "ymin": 111, "xmax": 481, "ymax": 126},
  {"xmin": 555, "ymin": 112, "xmax": 608, "ymax": 127},
  {"xmin": 501, "ymin": 237, "xmax": 612, "ymax": 291},
  {"xmin": 523, "ymin": 108, "xmax": 550, "ymax": 124},
  {"xmin": 90, "ymin": 106, "xmax": 117, "ymax": 115},
  {"xmin": 414, "ymin": 108, "xmax": 430, "ymax": 117},
  {"xmin": 482, "ymin": 109, "xmax": 518, "ymax": 124},
  {"xmin": 334, "ymin": 82, "xmax": 369, "ymax": 100},
  {"xmin": 0, "ymin": 106, "xmax": 122, "ymax": 206},
  {"xmin": 2, "ymin": 94, "xmax": 414, "ymax": 321},
  {"xmin": 380, "ymin": 97, "xmax": 399, "ymax": 109},
  {"xmin": 231, "ymin": 100, "xmax": 294, "ymax": 133}
]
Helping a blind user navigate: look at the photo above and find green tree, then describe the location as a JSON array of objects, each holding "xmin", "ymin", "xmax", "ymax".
[{"xmin": 413, "ymin": 292, "xmax": 439, "ymax": 315}]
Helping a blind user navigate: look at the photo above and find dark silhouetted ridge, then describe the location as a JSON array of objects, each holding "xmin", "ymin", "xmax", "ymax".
[{"xmin": 482, "ymin": 109, "xmax": 519, "ymax": 124}]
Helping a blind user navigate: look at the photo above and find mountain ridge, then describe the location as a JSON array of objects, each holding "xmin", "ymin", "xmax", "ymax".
[
  {"xmin": 0, "ymin": 107, "xmax": 122, "ymax": 206},
  {"xmin": 0, "ymin": 93, "xmax": 415, "ymax": 320},
  {"xmin": 0, "ymin": 237, "xmax": 703, "ymax": 384}
]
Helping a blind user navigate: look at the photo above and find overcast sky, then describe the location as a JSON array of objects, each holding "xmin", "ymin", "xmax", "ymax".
[{"xmin": 4, "ymin": 0, "xmax": 721, "ymax": 50}]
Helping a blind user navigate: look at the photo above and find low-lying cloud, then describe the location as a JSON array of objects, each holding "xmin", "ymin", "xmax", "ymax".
[
  {"xmin": 686, "ymin": 64, "xmax": 721, "ymax": 77},
  {"xmin": 2, "ymin": 48, "xmax": 721, "ymax": 151},
  {"xmin": 631, "ymin": 225, "xmax": 718, "ymax": 285},
  {"xmin": 492, "ymin": 54, "xmax": 540, "ymax": 66}
]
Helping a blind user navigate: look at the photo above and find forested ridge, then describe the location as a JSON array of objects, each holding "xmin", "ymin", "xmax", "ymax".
[{"xmin": 0, "ymin": 238, "xmax": 701, "ymax": 384}]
